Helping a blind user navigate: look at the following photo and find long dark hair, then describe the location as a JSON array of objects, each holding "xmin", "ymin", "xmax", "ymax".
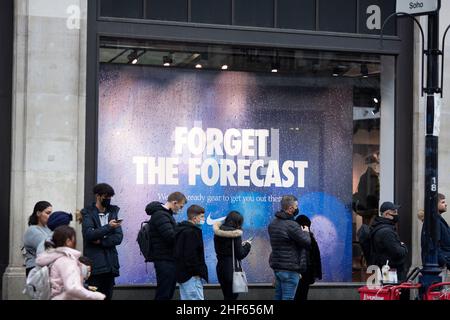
[
  {"xmin": 28, "ymin": 201, "xmax": 52, "ymax": 226},
  {"xmin": 45, "ymin": 225, "xmax": 76, "ymax": 249},
  {"xmin": 223, "ymin": 211, "xmax": 244, "ymax": 230}
]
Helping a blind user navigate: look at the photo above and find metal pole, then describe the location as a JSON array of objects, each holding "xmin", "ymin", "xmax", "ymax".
[{"xmin": 420, "ymin": 11, "xmax": 442, "ymax": 297}]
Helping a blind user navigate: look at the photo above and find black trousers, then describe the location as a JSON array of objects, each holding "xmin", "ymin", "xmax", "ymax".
[
  {"xmin": 219, "ymin": 280, "xmax": 239, "ymax": 300},
  {"xmin": 88, "ymin": 273, "xmax": 115, "ymax": 300},
  {"xmin": 294, "ymin": 279, "xmax": 310, "ymax": 301},
  {"xmin": 154, "ymin": 260, "xmax": 177, "ymax": 300},
  {"xmin": 216, "ymin": 260, "xmax": 239, "ymax": 300}
]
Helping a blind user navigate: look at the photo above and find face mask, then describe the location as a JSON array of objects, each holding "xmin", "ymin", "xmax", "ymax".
[
  {"xmin": 101, "ymin": 198, "xmax": 111, "ymax": 208},
  {"xmin": 81, "ymin": 264, "xmax": 91, "ymax": 280},
  {"xmin": 196, "ymin": 219, "xmax": 205, "ymax": 228},
  {"xmin": 390, "ymin": 214, "xmax": 399, "ymax": 224}
]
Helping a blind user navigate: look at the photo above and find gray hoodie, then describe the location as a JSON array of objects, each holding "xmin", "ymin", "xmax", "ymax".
[{"xmin": 23, "ymin": 225, "xmax": 52, "ymax": 269}]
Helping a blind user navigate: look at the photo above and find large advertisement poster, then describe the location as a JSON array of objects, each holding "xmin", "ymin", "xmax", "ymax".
[{"xmin": 98, "ymin": 64, "xmax": 353, "ymax": 284}]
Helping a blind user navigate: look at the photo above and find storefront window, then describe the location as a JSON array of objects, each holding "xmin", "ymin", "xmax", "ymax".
[
  {"xmin": 98, "ymin": 38, "xmax": 394, "ymax": 284},
  {"xmin": 352, "ymin": 86, "xmax": 381, "ymax": 281},
  {"xmin": 352, "ymin": 55, "xmax": 395, "ymax": 282}
]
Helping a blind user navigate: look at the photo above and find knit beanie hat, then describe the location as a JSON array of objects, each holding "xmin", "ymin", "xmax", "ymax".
[
  {"xmin": 47, "ymin": 211, "xmax": 73, "ymax": 231},
  {"xmin": 295, "ymin": 214, "xmax": 311, "ymax": 228}
]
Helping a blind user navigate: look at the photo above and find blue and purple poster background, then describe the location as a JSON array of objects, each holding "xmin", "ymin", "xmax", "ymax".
[{"xmin": 98, "ymin": 64, "xmax": 353, "ymax": 284}]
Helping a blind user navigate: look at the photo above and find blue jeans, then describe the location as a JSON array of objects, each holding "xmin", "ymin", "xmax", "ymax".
[
  {"xmin": 274, "ymin": 271, "xmax": 301, "ymax": 300},
  {"xmin": 179, "ymin": 276, "xmax": 204, "ymax": 300}
]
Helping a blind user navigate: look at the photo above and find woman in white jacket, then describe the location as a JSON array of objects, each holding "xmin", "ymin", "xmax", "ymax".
[{"xmin": 36, "ymin": 225, "xmax": 105, "ymax": 300}]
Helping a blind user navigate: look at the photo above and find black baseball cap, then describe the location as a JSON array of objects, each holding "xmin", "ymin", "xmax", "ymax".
[{"xmin": 380, "ymin": 201, "xmax": 401, "ymax": 213}]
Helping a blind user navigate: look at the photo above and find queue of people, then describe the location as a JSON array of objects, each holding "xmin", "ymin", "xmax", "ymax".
[{"xmin": 23, "ymin": 183, "xmax": 450, "ymax": 300}]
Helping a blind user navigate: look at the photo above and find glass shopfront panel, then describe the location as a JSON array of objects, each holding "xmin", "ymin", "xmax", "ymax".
[{"xmin": 98, "ymin": 38, "xmax": 394, "ymax": 284}]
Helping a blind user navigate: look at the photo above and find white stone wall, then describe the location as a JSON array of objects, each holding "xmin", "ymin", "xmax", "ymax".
[
  {"xmin": 411, "ymin": 2, "xmax": 450, "ymax": 268},
  {"xmin": 2, "ymin": 0, "xmax": 87, "ymax": 300}
]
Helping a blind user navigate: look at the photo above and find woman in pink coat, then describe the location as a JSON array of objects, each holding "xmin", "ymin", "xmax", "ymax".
[{"xmin": 36, "ymin": 225, "xmax": 105, "ymax": 300}]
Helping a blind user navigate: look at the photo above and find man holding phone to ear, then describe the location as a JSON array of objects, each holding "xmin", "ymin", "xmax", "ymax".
[{"xmin": 81, "ymin": 183, "xmax": 123, "ymax": 300}]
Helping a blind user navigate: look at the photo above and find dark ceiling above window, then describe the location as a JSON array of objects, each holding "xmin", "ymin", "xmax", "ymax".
[
  {"xmin": 98, "ymin": 0, "xmax": 396, "ymax": 35},
  {"xmin": 99, "ymin": 37, "xmax": 382, "ymax": 82}
]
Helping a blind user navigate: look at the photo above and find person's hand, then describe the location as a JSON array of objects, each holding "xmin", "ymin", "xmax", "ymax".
[
  {"xmin": 109, "ymin": 219, "xmax": 121, "ymax": 229},
  {"xmin": 88, "ymin": 286, "xmax": 98, "ymax": 292},
  {"xmin": 418, "ymin": 209, "xmax": 425, "ymax": 222},
  {"xmin": 75, "ymin": 209, "xmax": 83, "ymax": 224},
  {"xmin": 242, "ymin": 240, "xmax": 251, "ymax": 246},
  {"xmin": 301, "ymin": 226, "xmax": 310, "ymax": 233}
]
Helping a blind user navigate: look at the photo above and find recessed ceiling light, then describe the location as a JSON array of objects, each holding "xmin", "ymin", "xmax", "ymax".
[{"xmin": 163, "ymin": 55, "xmax": 173, "ymax": 67}]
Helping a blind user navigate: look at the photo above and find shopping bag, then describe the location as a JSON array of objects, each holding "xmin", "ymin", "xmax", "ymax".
[
  {"xmin": 233, "ymin": 270, "xmax": 248, "ymax": 293},
  {"xmin": 231, "ymin": 238, "xmax": 248, "ymax": 293}
]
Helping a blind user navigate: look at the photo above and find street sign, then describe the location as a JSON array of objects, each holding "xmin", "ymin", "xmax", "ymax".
[{"xmin": 396, "ymin": 0, "xmax": 440, "ymax": 16}]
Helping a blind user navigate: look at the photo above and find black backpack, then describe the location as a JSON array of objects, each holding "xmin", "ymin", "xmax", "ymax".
[
  {"xmin": 358, "ymin": 224, "xmax": 387, "ymax": 266},
  {"xmin": 357, "ymin": 224, "xmax": 373, "ymax": 265},
  {"xmin": 136, "ymin": 220, "xmax": 154, "ymax": 262}
]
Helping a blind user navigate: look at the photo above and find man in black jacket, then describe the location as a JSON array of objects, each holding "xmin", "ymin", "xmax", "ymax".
[
  {"xmin": 437, "ymin": 194, "xmax": 450, "ymax": 268},
  {"xmin": 371, "ymin": 201, "xmax": 408, "ymax": 281},
  {"xmin": 145, "ymin": 192, "xmax": 187, "ymax": 300},
  {"xmin": 81, "ymin": 183, "xmax": 123, "ymax": 300},
  {"xmin": 174, "ymin": 204, "xmax": 208, "ymax": 300},
  {"xmin": 421, "ymin": 193, "xmax": 450, "ymax": 269},
  {"xmin": 268, "ymin": 195, "xmax": 311, "ymax": 300}
]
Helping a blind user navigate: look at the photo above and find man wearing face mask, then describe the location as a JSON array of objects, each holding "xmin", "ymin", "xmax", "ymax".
[
  {"xmin": 145, "ymin": 192, "xmax": 187, "ymax": 300},
  {"xmin": 81, "ymin": 183, "xmax": 123, "ymax": 300},
  {"xmin": 371, "ymin": 201, "xmax": 408, "ymax": 282},
  {"xmin": 174, "ymin": 205, "xmax": 208, "ymax": 300},
  {"xmin": 268, "ymin": 195, "xmax": 311, "ymax": 300}
]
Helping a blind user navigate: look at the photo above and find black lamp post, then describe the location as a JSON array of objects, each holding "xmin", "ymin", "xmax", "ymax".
[
  {"xmin": 381, "ymin": 0, "xmax": 450, "ymax": 298},
  {"xmin": 420, "ymin": 10, "xmax": 443, "ymax": 297}
]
